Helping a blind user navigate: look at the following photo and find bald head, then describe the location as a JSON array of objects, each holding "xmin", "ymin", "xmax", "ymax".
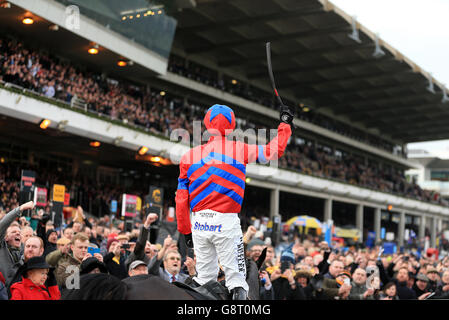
[{"xmin": 352, "ymin": 268, "xmax": 367, "ymax": 285}]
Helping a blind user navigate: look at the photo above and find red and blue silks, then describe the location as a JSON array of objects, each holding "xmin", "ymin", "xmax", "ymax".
[{"xmin": 175, "ymin": 104, "xmax": 291, "ymax": 235}]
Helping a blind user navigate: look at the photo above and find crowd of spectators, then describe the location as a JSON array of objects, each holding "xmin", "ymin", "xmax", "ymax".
[
  {"xmin": 0, "ymin": 35, "xmax": 444, "ymax": 206},
  {"xmin": 0, "ymin": 201, "xmax": 448, "ymax": 300},
  {"xmin": 243, "ymin": 225, "xmax": 449, "ymax": 301},
  {"xmin": 281, "ymin": 141, "xmax": 446, "ymax": 205},
  {"xmin": 0, "ymin": 162, "xmax": 154, "ymax": 223}
]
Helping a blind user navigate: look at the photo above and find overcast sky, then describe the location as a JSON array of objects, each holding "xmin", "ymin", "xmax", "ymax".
[{"xmin": 330, "ymin": 0, "xmax": 449, "ymax": 158}]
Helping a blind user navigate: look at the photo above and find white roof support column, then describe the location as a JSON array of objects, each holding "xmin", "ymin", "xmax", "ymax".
[
  {"xmin": 356, "ymin": 203, "xmax": 364, "ymax": 243},
  {"xmin": 324, "ymin": 197, "xmax": 333, "ymax": 224},
  {"xmin": 397, "ymin": 211, "xmax": 406, "ymax": 248},
  {"xmin": 419, "ymin": 216, "xmax": 426, "ymax": 246},
  {"xmin": 430, "ymin": 217, "xmax": 438, "ymax": 248},
  {"xmin": 270, "ymin": 187, "xmax": 280, "ymax": 220},
  {"xmin": 374, "ymin": 207, "xmax": 381, "ymax": 244}
]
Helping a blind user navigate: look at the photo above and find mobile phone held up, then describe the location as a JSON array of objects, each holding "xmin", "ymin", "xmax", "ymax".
[
  {"xmin": 280, "ymin": 261, "xmax": 291, "ymax": 273},
  {"xmin": 88, "ymin": 247, "xmax": 100, "ymax": 255}
]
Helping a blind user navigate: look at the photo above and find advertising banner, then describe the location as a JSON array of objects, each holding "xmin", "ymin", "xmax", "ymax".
[
  {"xmin": 121, "ymin": 194, "xmax": 137, "ymax": 218},
  {"xmin": 20, "ymin": 170, "xmax": 36, "ymax": 192},
  {"xmin": 34, "ymin": 187, "xmax": 47, "ymax": 207},
  {"xmin": 64, "ymin": 192, "xmax": 70, "ymax": 206},
  {"xmin": 149, "ymin": 186, "xmax": 163, "ymax": 207},
  {"xmin": 52, "ymin": 184, "xmax": 65, "ymax": 202}
]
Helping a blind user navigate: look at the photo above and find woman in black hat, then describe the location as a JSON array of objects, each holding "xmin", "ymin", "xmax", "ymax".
[{"xmin": 10, "ymin": 256, "xmax": 60, "ymax": 300}]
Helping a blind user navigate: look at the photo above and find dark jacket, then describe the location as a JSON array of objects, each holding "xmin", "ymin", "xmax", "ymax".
[
  {"xmin": 433, "ymin": 283, "xmax": 449, "ymax": 299},
  {"xmin": 272, "ymin": 277, "xmax": 306, "ymax": 300},
  {"xmin": 259, "ymin": 283, "xmax": 275, "ymax": 300},
  {"xmin": 67, "ymin": 217, "xmax": 92, "ymax": 230},
  {"xmin": 124, "ymin": 225, "xmax": 150, "ymax": 271},
  {"xmin": 412, "ymin": 283, "xmax": 428, "ymax": 298},
  {"xmin": 104, "ymin": 252, "xmax": 128, "ymax": 280},
  {"xmin": 43, "ymin": 242, "xmax": 57, "ymax": 258},
  {"xmin": 394, "ymin": 280, "xmax": 417, "ymax": 300},
  {"xmin": 377, "ymin": 259, "xmax": 391, "ymax": 288},
  {"xmin": 317, "ymin": 251, "xmax": 331, "ymax": 275},
  {"xmin": 377, "ymin": 292, "xmax": 399, "ymax": 300},
  {"xmin": 300, "ymin": 283, "xmax": 314, "ymax": 300},
  {"xmin": 428, "ymin": 279, "xmax": 438, "ymax": 292},
  {"xmin": 320, "ymin": 277, "xmax": 342, "ymax": 300}
]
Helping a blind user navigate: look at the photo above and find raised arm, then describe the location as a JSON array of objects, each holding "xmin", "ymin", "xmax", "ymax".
[
  {"xmin": 0, "ymin": 201, "xmax": 34, "ymax": 240},
  {"xmin": 176, "ymin": 157, "xmax": 191, "ymax": 235}
]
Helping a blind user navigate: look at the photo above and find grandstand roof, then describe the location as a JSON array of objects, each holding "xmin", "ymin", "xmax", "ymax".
[{"xmin": 169, "ymin": 0, "xmax": 449, "ymax": 144}]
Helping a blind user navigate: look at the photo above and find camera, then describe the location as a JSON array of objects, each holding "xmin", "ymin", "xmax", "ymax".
[
  {"xmin": 121, "ymin": 243, "xmax": 131, "ymax": 250},
  {"xmin": 366, "ymin": 265, "xmax": 378, "ymax": 276},
  {"xmin": 403, "ymin": 256, "xmax": 409, "ymax": 262}
]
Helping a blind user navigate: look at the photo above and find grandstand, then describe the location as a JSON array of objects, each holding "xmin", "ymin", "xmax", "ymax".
[{"xmin": 0, "ymin": 0, "xmax": 448, "ymax": 251}]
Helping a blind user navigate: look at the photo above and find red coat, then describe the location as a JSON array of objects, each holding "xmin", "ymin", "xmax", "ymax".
[{"xmin": 10, "ymin": 278, "xmax": 61, "ymax": 300}]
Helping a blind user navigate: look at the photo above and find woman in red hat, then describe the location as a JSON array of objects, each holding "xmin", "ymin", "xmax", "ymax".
[{"xmin": 10, "ymin": 256, "xmax": 60, "ymax": 300}]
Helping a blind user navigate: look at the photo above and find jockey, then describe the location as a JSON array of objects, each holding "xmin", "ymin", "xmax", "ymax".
[{"xmin": 175, "ymin": 103, "xmax": 293, "ymax": 300}]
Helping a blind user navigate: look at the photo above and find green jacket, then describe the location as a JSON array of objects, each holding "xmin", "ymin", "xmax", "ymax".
[
  {"xmin": 320, "ymin": 278, "xmax": 341, "ymax": 300},
  {"xmin": 46, "ymin": 249, "xmax": 81, "ymax": 289}
]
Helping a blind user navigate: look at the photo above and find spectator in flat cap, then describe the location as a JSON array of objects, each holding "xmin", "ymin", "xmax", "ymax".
[
  {"xmin": 426, "ymin": 267, "xmax": 440, "ymax": 292},
  {"xmin": 413, "ymin": 273, "xmax": 430, "ymax": 297},
  {"xmin": 128, "ymin": 260, "xmax": 148, "ymax": 277}
]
